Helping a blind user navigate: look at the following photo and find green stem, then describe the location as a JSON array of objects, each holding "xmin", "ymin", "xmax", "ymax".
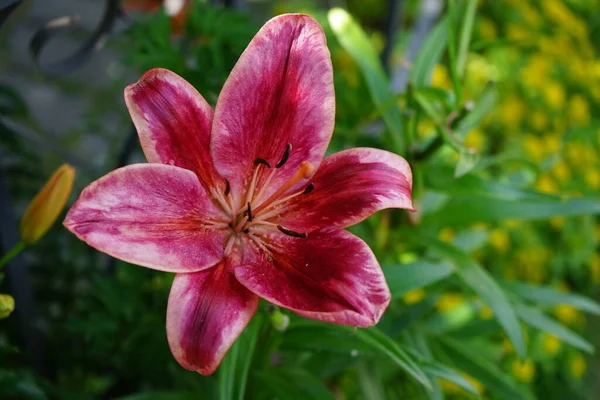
[{"xmin": 0, "ymin": 241, "xmax": 25, "ymax": 269}]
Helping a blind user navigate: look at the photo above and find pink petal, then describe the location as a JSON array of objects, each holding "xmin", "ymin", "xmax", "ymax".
[
  {"xmin": 167, "ymin": 262, "xmax": 259, "ymax": 375},
  {"xmin": 64, "ymin": 164, "xmax": 227, "ymax": 273},
  {"xmin": 125, "ymin": 68, "xmax": 222, "ymax": 190},
  {"xmin": 211, "ymin": 14, "xmax": 335, "ymax": 204},
  {"xmin": 276, "ymin": 148, "xmax": 413, "ymax": 232},
  {"xmin": 236, "ymin": 228, "xmax": 390, "ymax": 327}
]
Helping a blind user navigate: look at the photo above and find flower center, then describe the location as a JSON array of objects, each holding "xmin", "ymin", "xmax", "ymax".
[{"xmin": 220, "ymin": 143, "xmax": 315, "ymax": 239}]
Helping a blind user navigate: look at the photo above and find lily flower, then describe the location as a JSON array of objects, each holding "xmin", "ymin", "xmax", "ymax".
[{"xmin": 64, "ymin": 14, "xmax": 413, "ymax": 375}]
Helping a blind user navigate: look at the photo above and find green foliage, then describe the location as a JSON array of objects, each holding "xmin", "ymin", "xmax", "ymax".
[{"xmin": 2, "ymin": 0, "xmax": 600, "ymax": 399}]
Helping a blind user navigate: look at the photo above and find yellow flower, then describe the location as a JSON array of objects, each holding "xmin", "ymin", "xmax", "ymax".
[
  {"xmin": 550, "ymin": 216, "xmax": 565, "ymax": 230},
  {"xmin": 506, "ymin": 23, "xmax": 530, "ymax": 42},
  {"xmin": 464, "ymin": 128, "xmax": 486, "ymax": 151},
  {"xmin": 489, "ymin": 228, "xmax": 510, "ymax": 253},
  {"xmin": 438, "ymin": 227, "xmax": 456, "ymax": 243},
  {"xmin": 512, "ymin": 359, "xmax": 536, "ymax": 383},
  {"xmin": 479, "ymin": 305, "xmax": 494, "ymax": 320},
  {"xmin": 431, "ymin": 64, "xmax": 452, "ymax": 90},
  {"xmin": 555, "ymin": 304, "xmax": 582, "ymax": 326},
  {"xmin": 544, "ymin": 82, "xmax": 566, "ymax": 109},
  {"xmin": 478, "ymin": 18, "xmax": 497, "ymax": 40},
  {"xmin": 20, "ymin": 164, "xmax": 75, "ymax": 244},
  {"xmin": 544, "ymin": 134, "xmax": 561, "ymax": 155},
  {"xmin": 568, "ymin": 95, "xmax": 590, "ymax": 126},
  {"xmin": 584, "ymin": 169, "xmax": 600, "ymax": 189},
  {"xmin": 531, "ymin": 110, "xmax": 549, "ymax": 131},
  {"xmin": 503, "ymin": 219, "xmax": 522, "ymax": 229},
  {"xmin": 0, "ymin": 294, "xmax": 15, "ymax": 319},
  {"xmin": 569, "ymin": 353, "xmax": 587, "ymax": 379},
  {"xmin": 551, "ymin": 160, "xmax": 571, "ymax": 183},
  {"xmin": 497, "ymin": 95, "xmax": 526, "ymax": 130},
  {"xmin": 524, "ymin": 135, "xmax": 546, "ymax": 162},
  {"xmin": 588, "ymin": 252, "xmax": 600, "ymax": 284},
  {"xmin": 417, "ymin": 120, "xmax": 436, "ymax": 140},
  {"xmin": 542, "ymin": 334, "xmax": 562, "ymax": 356},
  {"xmin": 518, "ymin": 3, "xmax": 542, "ymax": 28},
  {"xmin": 536, "ymin": 175, "xmax": 559, "ymax": 194},
  {"xmin": 403, "ymin": 288, "xmax": 426, "ymax": 305},
  {"xmin": 436, "ymin": 293, "xmax": 465, "ymax": 313}
]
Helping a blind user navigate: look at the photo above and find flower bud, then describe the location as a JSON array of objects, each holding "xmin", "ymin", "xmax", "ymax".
[
  {"xmin": 20, "ymin": 164, "xmax": 75, "ymax": 244},
  {"xmin": 0, "ymin": 294, "xmax": 15, "ymax": 319}
]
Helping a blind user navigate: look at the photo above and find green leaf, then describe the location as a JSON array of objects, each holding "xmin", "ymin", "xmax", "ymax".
[
  {"xmin": 418, "ymin": 236, "xmax": 525, "ymax": 357},
  {"xmin": 118, "ymin": 392, "xmax": 200, "ymax": 400},
  {"xmin": 354, "ymin": 328, "xmax": 432, "ymax": 389},
  {"xmin": 218, "ymin": 314, "xmax": 263, "ymax": 400},
  {"xmin": 281, "ymin": 320, "xmax": 431, "ymax": 390},
  {"xmin": 357, "ymin": 362, "xmax": 387, "ymax": 400},
  {"xmin": 515, "ymin": 304, "xmax": 594, "ymax": 353},
  {"xmin": 502, "ymin": 281, "xmax": 600, "ymax": 315},
  {"xmin": 424, "ymin": 195, "xmax": 600, "ymax": 226},
  {"xmin": 328, "ymin": 8, "xmax": 405, "ymax": 154},
  {"xmin": 436, "ymin": 337, "xmax": 534, "ymax": 400},
  {"xmin": 454, "ymin": 149, "xmax": 480, "ymax": 178},
  {"xmin": 456, "ymin": 0, "xmax": 478, "ymax": 78},
  {"xmin": 383, "ymin": 261, "xmax": 455, "ymax": 298},
  {"xmin": 421, "ymin": 361, "xmax": 479, "ymax": 397},
  {"xmin": 454, "ymin": 84, "xmax": 498, "ymax": 138},
  {"xmin": 411, "ymin": 18, "xmax": 448, "ymax": 88},
  {"xmin": 254, "ymin": 369, "xmax": 336, "ymax": 400}
]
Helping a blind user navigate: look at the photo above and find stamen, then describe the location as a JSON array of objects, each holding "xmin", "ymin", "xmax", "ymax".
[
  {"xmin": 303, "ymin": 183, "xmax": 315, "ymax": 194},
  {"xmin": 275, "ymin": 143, "xmax": 292, "ymax": 168},
  {"xmin": 224, "ymin": 179, "xmax": 231, "ymax": 196},
  {"xmin": 254, "ymin": 158, "xmax": 272, "ymax": 168},
  {"xmin": 253, "ymin": 161, "xmax": 316, "ymax": 215},
  {"xmin": 277, "ymin": 225, "xmax": 308, "ymax": 238},
  {"xmin": 246, "ymin": 202, "xmax": 254, "ymax": 221}
]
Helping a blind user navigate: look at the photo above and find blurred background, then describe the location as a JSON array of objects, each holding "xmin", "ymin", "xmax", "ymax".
[{"xmin": 1, "ymin": 0, "xmax": 600, "ymax": 399}]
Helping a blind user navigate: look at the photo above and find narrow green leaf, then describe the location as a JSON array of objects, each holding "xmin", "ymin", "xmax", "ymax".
[
  {"xmin": 411, "ymin": 18, "xmax": 448, "ymax": 88},
  {"xmin": 218, "ymin": 315, "xmax": 263, "ymax": 400},
  {"xmin": 118, "ymin": 392, "xmax": 200, "ymax": 400},
  {"xmin": 516, "ymin": 304, "xmax": 594, "ymax": 353},
  {"xmin": 421, "ymin": 361, "xmax": 479, "ymax": 397},
  {"xmin": 328, "ymin": 8, "xmax": 405, "ymax": 154},
  {"xmin": 383, "ymin": 261, "xmax": 455, "ymax": 298},
  {"xmin": 419, "ymin": 237, "xmax": 525, "ymax": 357},
  {"xmin": 354, "ymin": 327, "xmax": 432, "ymax": 390},
  {"xmin": 254, "ymin": 369, "xmax": 336, "ymax": 400},
  {"xmin": 455, "ymin": 84, "xmax": 498, "ymax": 138},
  {"xmin": 436, "ymin": 337, "xmax": 534, "ymax": 400},
  {"xmin": 454, "ymin": 149, "xmax": 480, "ymax": 178},
  {"xmin": 423, "ymin": 195, "xmax": 600, "ymax": 226},
  {"xmin": 502, "ymin": 281, "xmax": 600, "ymax": 315},
  {"xmin": 281, "ymin": 320, "xmax": 431, "ymax": 390},
  {"xmin": 456, "ymin": 0, "xmax": 477, "ymax": 77},
  {"xmin": 357, "ymin": 362, "xmax": 387, "ymax": 400}
]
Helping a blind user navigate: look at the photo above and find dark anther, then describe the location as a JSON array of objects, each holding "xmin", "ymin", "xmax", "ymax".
[
  {"xmin": 246, "ymin": 202, "xmax": 254, "ymax": 221},
  {"xmin": 228, "ymin": 223, "xmax": 232, "ymax": 228},
  {"xmin": 277, "ymin": 225, "xmax": 307, "ymax": 238},
  {"xmin": 275, "ymin": 142, "xmax": 292, "ymax": 168},
  {"xmin": 224, "ymin": 179, "xmax": 231, "ymax": 196},
  {"xmin": 243, "ymin": 229, "xmax": 250, "ymax": 234},
  {"xmin": 303, "ymin": 183, "xmax": 315, "ymax": 194},
  {"xmin": 254, "ymin": 158, "xmax": 272, "ymax": 168}
]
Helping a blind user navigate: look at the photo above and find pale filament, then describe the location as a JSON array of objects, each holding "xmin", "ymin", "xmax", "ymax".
[
  {"xmin": 250, "ymin": 167, "xmax": 277, "ymax": 209},
  {"xmin": 252, "ymin": 161, "xmax": 315, "ymax": 215},
  {"xmin": 231, "ymin": 160, "xmax": 315, "ymax": 233}
]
